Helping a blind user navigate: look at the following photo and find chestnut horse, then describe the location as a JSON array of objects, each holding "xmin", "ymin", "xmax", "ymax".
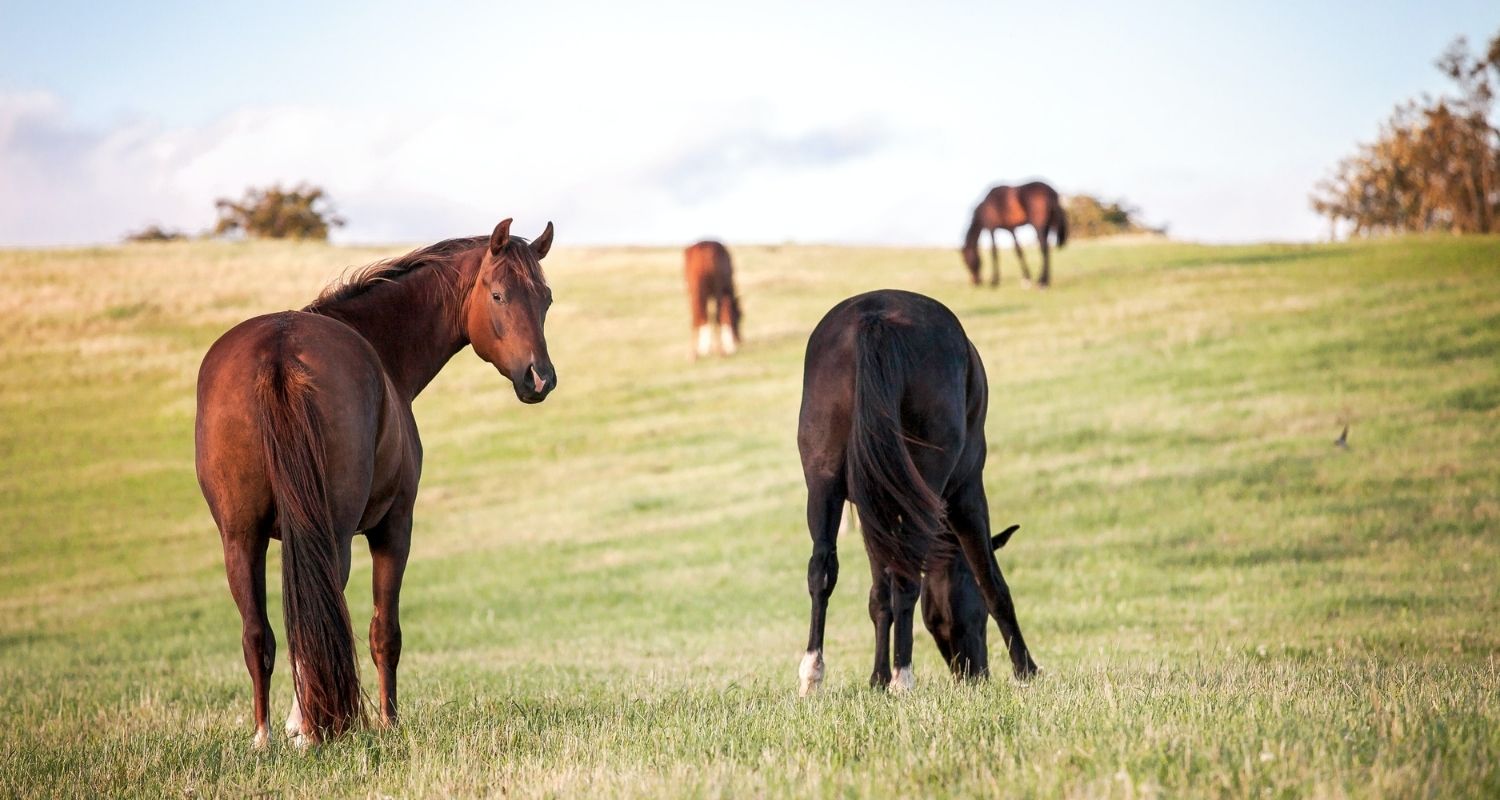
[
  {"xmin": 683, "ymin": 240, "xmax": 741, "ymax": 358},
  {"xmin": 796, "ymin": 289, "xmax": 1037, "ymax": 696},
  {"xmin": 195, "ymin": 219, "xmax": 556, "ymax": 747},
  {"xmin": 961, "ymin": 181, "xmax": 1068, "ymax": 288}
]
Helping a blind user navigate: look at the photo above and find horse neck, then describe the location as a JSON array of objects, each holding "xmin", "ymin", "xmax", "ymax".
[
  {"xmin": 315, "ymin": 251, "xmax": 478, "ymax": 401},
  {"xmin": 964, "ymin": 214, "xmax": 984, "ymax": 248}
]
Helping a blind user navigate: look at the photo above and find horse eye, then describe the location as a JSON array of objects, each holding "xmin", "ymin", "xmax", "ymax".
[{"xmin": 491, "ymin": 291, "xmax": 506, "ymax": 303}]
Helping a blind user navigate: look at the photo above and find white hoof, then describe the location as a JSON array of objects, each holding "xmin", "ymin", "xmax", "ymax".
[
  {"xmin": 798, "ymin": 650, "xmax": 825, "ymax": 697},
  {"xmin": 719, "ymin": 327, "xmax": 738, "ymax": 356},
  {"xmin": 888, "ymin": 666, "xmax": 914, "ymax": 694},
  {"xmin": 252, "ymin": 728, "xmax": 270, "ymax": 750},
  {"xmin": 695, "ymin": 325, "xmax": 713, "ymax": 358},
  {"xmin": 290, "ymin": 731, "xmax": 313, "ymax": 750}
]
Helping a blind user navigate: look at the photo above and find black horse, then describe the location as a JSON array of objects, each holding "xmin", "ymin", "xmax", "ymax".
[{"xmin": 796, "ymin": 289, "xmax": 1037, "ymax": 695}]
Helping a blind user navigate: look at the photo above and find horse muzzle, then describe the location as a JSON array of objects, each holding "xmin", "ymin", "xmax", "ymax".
[{"xmin": 513, "ymin": 362, "xmax": 556, "ymax": 404}]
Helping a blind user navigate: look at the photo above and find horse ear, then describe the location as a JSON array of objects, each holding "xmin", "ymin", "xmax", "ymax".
[
  {"xmin": 532, "ymin": 221, "xmax": 554, "ymax": 259},
  {"xmin": 992, "ymin": 524, "xmax": 1020, "ymax": 550},
  {"xmin": 489, "ymin": 218, "xmax": 513, "ymax": 256}
]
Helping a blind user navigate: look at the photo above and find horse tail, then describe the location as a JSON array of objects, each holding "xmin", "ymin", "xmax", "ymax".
[
  {"xmin": 255, "ymin": 348, "xmax": 363, "ymax": 742},
  {"xmin": 846, "ymin": 311, "xmax": 946, "ymax": 580},
  {"xmin": 1054, "ymin": 205, "xmax": 1069, "ymax": 248}
]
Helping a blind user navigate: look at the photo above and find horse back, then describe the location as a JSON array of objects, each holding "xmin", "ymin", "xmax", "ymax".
[
  {"xmin": 195, "ymin": 312, "xmax": 413, "ymax": 537},
  {"xmin": 799, "ymin": 290, "xmax": 980, "ymax": 488},
  {"xmin": 685, "ymin": 240, "xmax": 734, "ymax": 296}
]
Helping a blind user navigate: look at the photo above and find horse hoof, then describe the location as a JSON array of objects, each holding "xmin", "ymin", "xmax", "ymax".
[
  {"xmin": 252, "ymin": 729, "xmax": 270, "ymax": 750},
  {"xmin": 888, "ymin": 666, "xmax": 914, "ymax": 694},
  {"xmin": 290, "ymin": 731, "xmax": 313, "ymax": 750},
  {"xmin": 798, "ymin": 650, "xmax": 825, "ymax": 697}
]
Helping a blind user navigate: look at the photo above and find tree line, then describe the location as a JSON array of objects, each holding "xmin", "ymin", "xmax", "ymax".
[
  {"xmin": 125, "ymin": 183, "xmax": 345, "ymax": 242},
  {"xmin": 1312, "ymin": 32, "xmax": 1500, "ymax": 236}
]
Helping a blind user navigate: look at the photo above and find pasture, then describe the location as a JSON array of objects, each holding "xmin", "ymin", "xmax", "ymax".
[{"xmin": 1, "ymin": 235, "xmax": 1497, "ymax": 798}]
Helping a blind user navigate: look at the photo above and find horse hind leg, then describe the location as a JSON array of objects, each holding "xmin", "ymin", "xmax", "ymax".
[
  {"xmin": 367, "ymin": 508, "xmax": 412, "ymax": 727},
  {"xmin": 1012, "ymin": 230, "xmax": 1033, "ymax": 286},
  {"xmin": 222, "ymin": 529, "xmax": 275, "ymax": 749},
  {"xmin": 799, "ymin": 475, "xmax": 844, "ymax": 696},
  {"xmin": 887, "ymin": 573, "xmax": 919, "ymax": 693},
  {"xmin": 1038, "ymin": 224, "xmax": 1052, "ymax": 287},
  {"xmin": 988, "ymin": 230, "xmax": 1001, "ymax": 287},
  {"xmin": 717, "ymin": 294, "xmax": 738, "ymax": 356},
  {"xmin": 866, "ymin": 555, "xmax": 894, "ymax": 689}
]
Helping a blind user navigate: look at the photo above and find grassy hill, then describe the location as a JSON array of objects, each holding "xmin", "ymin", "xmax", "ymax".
[{"xmin": 1, "ymin": 236, "xmax": 1496, "ymax": 798}]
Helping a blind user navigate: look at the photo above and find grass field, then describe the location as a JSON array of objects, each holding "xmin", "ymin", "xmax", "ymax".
[{"xmin": 1, "ymin": 234, "xmax": 1497, "ymax": 798}]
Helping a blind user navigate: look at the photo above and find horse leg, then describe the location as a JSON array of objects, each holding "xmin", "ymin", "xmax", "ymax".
[
  {"xmin": 887, "ymin": 573, "xmax": 920, "ymax": 693},
  {"xmin": 223, "ymin": 530, "xmax": 274, "ymax": 748},
  {"xmin": 799, "ymin": 476, "xmax": 844, "ymax": 696},
  {"xmin": 947, "ymin": 476, "xmax": 1038, "ymax": 680},
  {"xmin": 988, "ymin": 230, "xmax": 1001, "ymax": 287},
  {"xmin": 1012, "ymin": 230, "xmax": 1033, "ymax": 286},
  {"xmin": 717, "ymin": 293, "xmax": 738, "ymax": 355},
  {"xmin": 689, "ymin": 285, "xmax": 710, "ymax": 361},
  {"xmin": 1038, "ymin": 224, "xmax": 1052, "ymax": 287},
  {"xmin": 367, "ymin": 507, "xmax": 412, "ymax": 727},
  {"xmin": 866, "ymin": 556, "xmax": 893, "ymax": 689}
]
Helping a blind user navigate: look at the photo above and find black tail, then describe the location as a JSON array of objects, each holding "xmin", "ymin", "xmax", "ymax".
[
  {"xmin": 846, "ymin": 312, "xmax": 946, "ymax": 580},
  {"xmin": 255, "ymin": 353, "xmax": 363, "ymax": 742},
  {"xmin": 1054, "ymin": 206, "xmax": 1068, "ymax": 248}
]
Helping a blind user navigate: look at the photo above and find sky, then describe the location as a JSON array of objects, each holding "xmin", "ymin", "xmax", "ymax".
[{"xmin": 1, "ymin": 1, "xmax": 1495, "ymax": 247}]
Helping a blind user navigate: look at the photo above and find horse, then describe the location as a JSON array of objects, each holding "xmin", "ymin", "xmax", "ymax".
[
  {"xmin": 796, "ymin": 289, "xmax": 1037, "ymax": 696},
  {"xmin": 195, "ymin": 219, "xmax": 557, "ymax": 747},
  {"xmin": 840, "ymin": 506, "xmax": 1020, "ymax": 686},
  {"xmin": 683, "ymin": 240, "xmax": 741, "ymax": 359},
  {"xmin": 961, "ymin": 181, "xmax": 1068, "ymax": 288}
]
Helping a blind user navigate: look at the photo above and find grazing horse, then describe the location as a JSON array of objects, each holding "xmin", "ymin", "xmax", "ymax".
[
  {"xmin": 195, "ymin": 219, "xmax": 557, "ymax": 747},
  {"xmin": 796, "ymin": 289, "xmax": 1037, "ymax": 696},
  {"xmin": 961, "ymin": 181, "xmax": 1068, "ymax": 288},
  {"xmin": 683, "ymin": 240, "xmax": 741, "ymax": 358}
]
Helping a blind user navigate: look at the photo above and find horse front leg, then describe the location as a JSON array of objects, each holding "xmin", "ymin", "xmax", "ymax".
[
  {"xmin": 800, "ymin": 476, "xmax": 844, "ymax": 696},
  {"xmin": 989, "ymin": 230, "xmax": 1001, "ymax": 287}
]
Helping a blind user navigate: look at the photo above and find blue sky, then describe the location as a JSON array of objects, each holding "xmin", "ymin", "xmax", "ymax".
[{"xmin": 1, "ymin": 1, "xmax": 1495, "ymax": 246}]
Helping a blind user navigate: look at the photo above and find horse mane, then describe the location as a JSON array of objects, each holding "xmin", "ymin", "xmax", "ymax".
[{"xmin": 304, "ymin": 234, "xmax": 546, "ymax": 314}]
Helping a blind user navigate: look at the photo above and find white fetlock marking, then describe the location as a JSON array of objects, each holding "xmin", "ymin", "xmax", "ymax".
[
  {"xmin": 889, "ymin": 666, "xmax": 914, "ymax": 694},
  {"xmin": 285, "ymin": 659, "xmax": 305, "ymax": 737},
  {"xmin": 285, "ymin": 695, "xmax": 303, "ymax": 738},
  {"xmin": 252, "ymin": 728, "xmax": 270, "ymax": 750},
  {"xmin": 798, "ymin": 650, "xmax": 825, "ymax": 697},
  {"xmin": 696, "ymin": 325, "xmax": 713, "ymax": 357},
  {"xmin": 719, "ymin": 326, "xmax": 738, "ymax": 355},
  {"xmin": 291, "ymin": 731, "xmax": 312, "ymax": 750}
]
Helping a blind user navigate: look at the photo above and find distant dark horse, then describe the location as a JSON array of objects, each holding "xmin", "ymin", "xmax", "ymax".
[
  {"xmin": 796, "ymin": 289, "xmax": 1037, "ymax": 695},
  {"xmin": 684, "ymin": 240, "xmax": 741, "ymax": 358},
  {"xmin": 196, "ymin": 219, "xmax": 557, "ymax": 747},
  {"xmin": 962, "ymin": 181, "xmax": 1068, "ymax": 288}
]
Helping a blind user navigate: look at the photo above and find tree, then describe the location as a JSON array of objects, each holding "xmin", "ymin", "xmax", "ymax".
[
  {"xmin": 1062, "ymin": 194, "xmax": 1163, "ymax": 238},
  {"xmin": 213, "ymin": 184, "xmax": 346, "ymax": 241},
  {"xmin": 1311, "ymin": 32, "xmax": 1500, "ymax": 236},
  {"xmin": 123, "ymin": 224, "xmax": 185, "ymax": 242}
]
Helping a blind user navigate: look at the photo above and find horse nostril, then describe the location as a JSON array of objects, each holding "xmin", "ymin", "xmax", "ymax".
[{"xmin": 528, "ymin": 365, "xmax": 545, "ymax": 394}]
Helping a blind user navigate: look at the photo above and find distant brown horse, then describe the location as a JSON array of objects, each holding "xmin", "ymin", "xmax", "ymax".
[
  {"xmin": 195, "ymin": 219, "xmax": 556, "ymax": 747},
  {"xmin": 796, "ymin": 289, "xmax": 1037, "ymax": 696},
  {"xmin": 683, "ymin": 240, "xmax": 741, "ymax": 358},
  {"xmin": 961, "ymin": 181, "xmax": 1068, "ymax": 288}
]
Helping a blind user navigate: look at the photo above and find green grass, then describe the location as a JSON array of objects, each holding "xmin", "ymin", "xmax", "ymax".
[{"xmin": 1, "ymin": 235, "xmax": 1497, "ymax": 798}]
